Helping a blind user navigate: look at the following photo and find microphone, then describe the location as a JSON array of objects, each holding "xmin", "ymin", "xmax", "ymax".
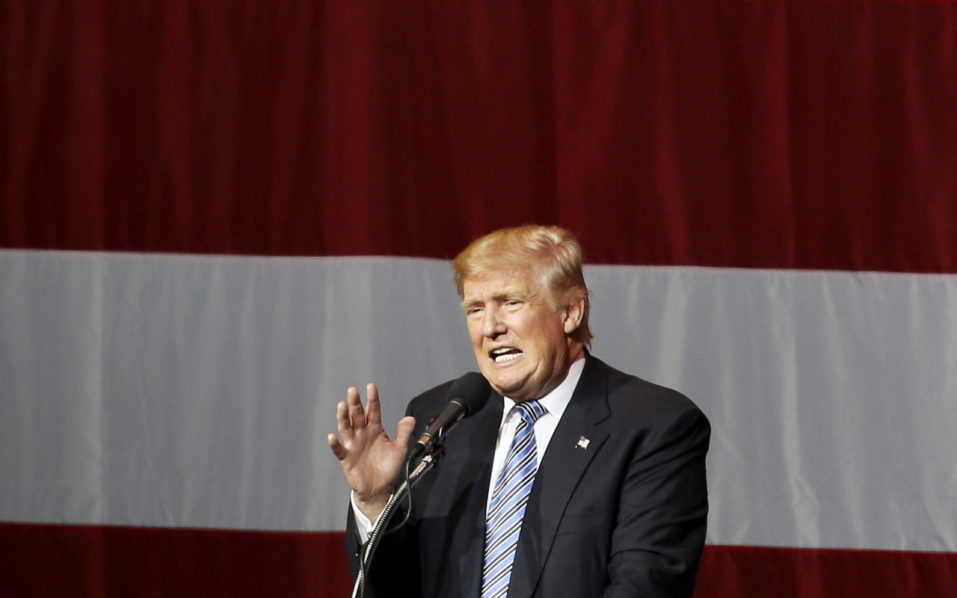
[{"xmin": 407, "ymin": 372, "xmax": 491, "ymax": 463}]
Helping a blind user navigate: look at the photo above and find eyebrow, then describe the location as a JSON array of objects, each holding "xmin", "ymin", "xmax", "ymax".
[{"xmin": 461, "ymin": 287, "xmax": 533, "ymax": 309}]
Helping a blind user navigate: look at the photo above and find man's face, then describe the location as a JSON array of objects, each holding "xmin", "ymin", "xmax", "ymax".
[{"xmin": 462, "ymin": 269, "xmax": 578, "ymax": 402}]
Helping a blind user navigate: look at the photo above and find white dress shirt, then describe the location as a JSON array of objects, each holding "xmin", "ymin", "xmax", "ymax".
[{"xmin": 484, "ymin": 357, "xmax": 584, "ymax": 513}]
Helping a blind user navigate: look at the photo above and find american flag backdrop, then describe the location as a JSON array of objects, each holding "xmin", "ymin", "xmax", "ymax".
[{"xmin": 2, "ymin": 2, "xmax": 956, "ymax": 597}]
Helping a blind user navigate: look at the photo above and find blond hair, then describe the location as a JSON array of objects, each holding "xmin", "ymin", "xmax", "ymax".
[{"xmin": 452, "ymin": 225, "xmax": 593, "ymax": 344}]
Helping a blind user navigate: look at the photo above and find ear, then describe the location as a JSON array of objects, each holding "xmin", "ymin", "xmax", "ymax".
[{"xmin": 562, "ymin": 293, "xmax": 586, "ymax": 335}]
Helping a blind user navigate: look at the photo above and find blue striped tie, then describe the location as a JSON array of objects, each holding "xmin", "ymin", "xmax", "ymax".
[{"xmin": 481, "ymin": 400, "xmax": 546, "ymax": 598}]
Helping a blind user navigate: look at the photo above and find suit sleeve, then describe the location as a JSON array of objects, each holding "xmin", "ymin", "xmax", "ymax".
[
  {"xmin": 345, "ymin": 503, "xmax": 421, "ymax": 598},
  {"xmin": 604, "ymin": 403, "xmax": 711, "ymax": 598},
  {"xmin": 344, "ymin": 395, "xmax": 433, "ymax": 598}
]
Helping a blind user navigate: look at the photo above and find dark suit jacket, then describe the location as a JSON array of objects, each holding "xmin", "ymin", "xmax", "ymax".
[{"xmin": 347, "ymin": 355, "xmax": 710, "ymax": 598}]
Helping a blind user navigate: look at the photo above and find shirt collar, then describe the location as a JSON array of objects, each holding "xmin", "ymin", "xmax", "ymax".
[{"xmin": 502, "ymin": 356, "xmax": 586, "ymax": 422}]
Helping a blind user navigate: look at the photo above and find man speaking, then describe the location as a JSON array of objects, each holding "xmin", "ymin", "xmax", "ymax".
[{"xmin": 328, "ymin": 225, "xmax": 710, "ymax": 597}]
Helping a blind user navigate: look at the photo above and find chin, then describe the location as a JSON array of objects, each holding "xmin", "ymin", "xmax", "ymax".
[{"xmin": 487, "ymin": 378, "xmax": 520, "ymax": 398}]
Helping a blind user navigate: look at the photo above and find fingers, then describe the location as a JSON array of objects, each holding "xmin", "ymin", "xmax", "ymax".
[
  {"xmin": 365, "ymin": 383, "xmax": 382, "ymax": 426},
  {"xmin": 332, "ymin": 384, "xmax": 381, "ymax": 449},
  {"xmin": 336, "ymin": 397, "xmax": 352, "ymax": 441},
  {"xmin": 327, "ymin": 432, "xmax": 347, "ymax": 460},
  {"xmin": 346, "ymin": 385, "xmax": 367, "ymax": 429},
  {"xmin": 329, "ymin": 383, "xmax": 393, "ymax": 463}
]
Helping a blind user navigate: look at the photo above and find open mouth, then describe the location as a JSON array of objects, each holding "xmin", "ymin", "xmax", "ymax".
[{"xmin": 489, "ymin": 347, "xmax": 522, "ymax": 363}]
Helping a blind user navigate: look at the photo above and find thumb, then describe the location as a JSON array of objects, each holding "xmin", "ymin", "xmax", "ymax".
[{"xmin": 395, "ymin": 415, "xmax": 416, "ymax": 449}]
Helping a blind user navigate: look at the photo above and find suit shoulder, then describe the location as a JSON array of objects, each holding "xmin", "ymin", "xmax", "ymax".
[{"xmin": 590, "ymin": 357, "xmax": 709, "ymax": 424}]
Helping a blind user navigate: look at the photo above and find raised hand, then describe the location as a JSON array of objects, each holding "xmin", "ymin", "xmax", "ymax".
[{"xmin": 327, "ymin": 383, "xmax": 416, "ymax": 521}]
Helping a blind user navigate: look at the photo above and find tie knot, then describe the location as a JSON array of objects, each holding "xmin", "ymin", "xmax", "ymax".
[{"xmin": 513, "ymin": 400, "xmax": 546, "ymax": 425}]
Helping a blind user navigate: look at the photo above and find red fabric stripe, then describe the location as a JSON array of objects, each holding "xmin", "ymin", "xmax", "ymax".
[
  {"xmin": 695, "ymin": 545, "xmax": 957, "ymax": 598},
  {"xmin": 1, "ymin": 524, "xmax": 955, "ymax": 598},
  {"xmin": 0, "ymin": 523, "xmax": 351, "ymax": 598},
  {"xmin": 2, "ymin": 2, "xmax": 956, "ymax": 271}
]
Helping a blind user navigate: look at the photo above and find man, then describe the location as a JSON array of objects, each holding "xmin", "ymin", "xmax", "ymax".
[{"xmin": 328, "ymin": 225, "xmax": 710, "ymax": 597}]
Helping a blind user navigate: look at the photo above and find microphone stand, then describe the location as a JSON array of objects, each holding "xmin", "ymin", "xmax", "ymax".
[{"xmin": 350, "ymin": 446, "xmax": 445, "ymax": 598}]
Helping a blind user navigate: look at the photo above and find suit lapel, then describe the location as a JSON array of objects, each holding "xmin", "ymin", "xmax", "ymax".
[{"xmin": 509, "ymin": 357, "xmax": 611, "ymax": 598}]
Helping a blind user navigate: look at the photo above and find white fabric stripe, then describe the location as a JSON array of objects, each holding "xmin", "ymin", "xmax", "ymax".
[{"xmin": 1, "ymin": 251, "xmax": 955, "ymax": 552}]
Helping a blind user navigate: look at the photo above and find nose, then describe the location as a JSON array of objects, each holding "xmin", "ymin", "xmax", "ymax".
[{"xmin": 482, "ymin": 305, "xmax": 506, "ymax": 338}]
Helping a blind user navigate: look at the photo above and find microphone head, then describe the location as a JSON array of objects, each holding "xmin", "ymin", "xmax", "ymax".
[{"xmin": 447, "ymin": 372, "xmax": 491, "ymax": 416}]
